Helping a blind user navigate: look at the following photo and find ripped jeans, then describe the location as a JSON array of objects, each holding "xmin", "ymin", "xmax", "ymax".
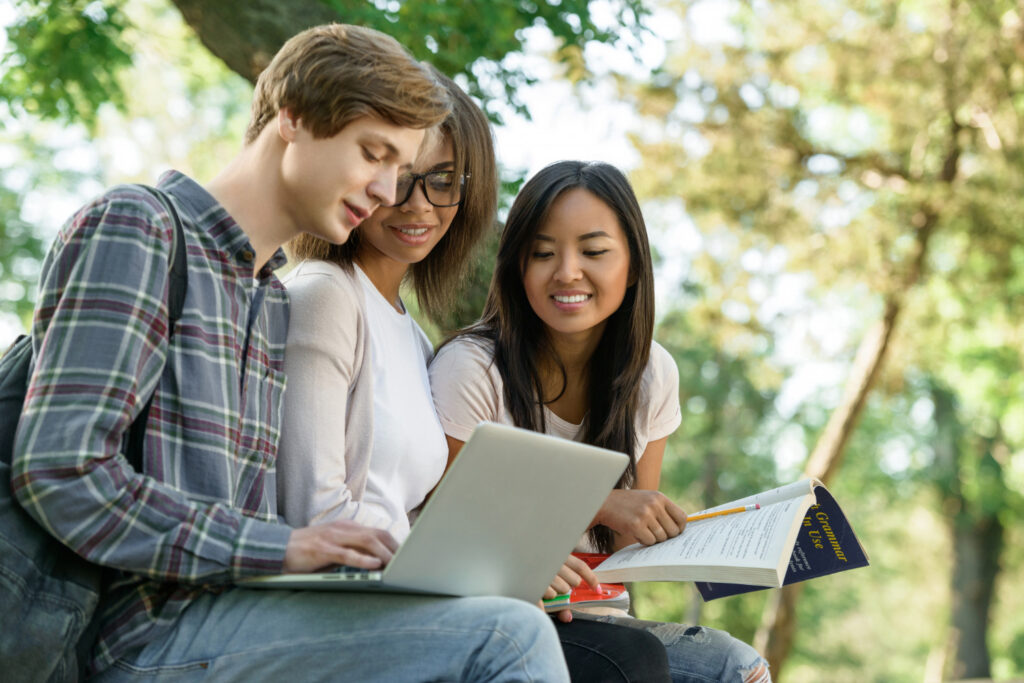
[{"xmin": 577, "ymin": 613, "xmax": 771, "ymax": 683}]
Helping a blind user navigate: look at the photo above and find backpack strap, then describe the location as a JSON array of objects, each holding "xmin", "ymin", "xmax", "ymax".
[{"xmin": 124, "ymin": 187, "xmax": 188, "ymax": 471}]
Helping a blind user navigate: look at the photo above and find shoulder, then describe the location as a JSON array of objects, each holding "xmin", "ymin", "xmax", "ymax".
[
  {"xmin": 430, "ymin": 335, "xmax": 503, "ymax": 439},
  {"xmin": 430, "ymin": 335, "xmax": 503, "ymax": 398},
  {"xmin": 432, "ymin": 335, "xmax": 496, "ymax": 375},
  {"xmin": 636, "ymin": 340, "xmax": 681, "ymax": 442},
  {"xmin": 284, "ymin": 261, "xmax": 364, "ymax": 311},
  {"xmin": 647, "ymin": 341, "xmax": 678, "ymax": 379},
  {"xmin": 283, "ymin": 261, "xmax": 367, "ymax": 345},
  {"xmin": 62, "ymin": 184, "xmax": 177, "ymax": 255},
  {"xmin": 640, "ymin": 341, "xmax": 680, "ymax": 400}
]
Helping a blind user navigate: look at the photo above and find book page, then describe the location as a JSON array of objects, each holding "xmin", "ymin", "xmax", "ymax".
[
  {"xmin": 596, "ymin": 493, "xmax": 811, "ymax": 577},
  {"xmin": 695, "ymin": 484, "xmax": 870, "ymax": 600},
  {"xmin": 694, "ymin": 479, "xmax": 818, "ymax": 516}
]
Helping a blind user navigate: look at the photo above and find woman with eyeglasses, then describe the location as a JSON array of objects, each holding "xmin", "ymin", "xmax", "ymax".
[
  {"xmin": 277, "ymin": 75, "xmax": 489, "ymax": 543},
  {"xmin": 276, "ymin": 70, "xmax": 672, "ymax": 682}
]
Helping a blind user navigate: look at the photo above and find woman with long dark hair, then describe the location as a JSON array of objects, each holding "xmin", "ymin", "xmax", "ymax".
[{"xmin": 431, "ymin": 160, "xmax": 772, "ymax": 683}]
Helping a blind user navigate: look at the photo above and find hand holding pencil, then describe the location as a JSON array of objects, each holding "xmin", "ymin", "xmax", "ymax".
[{"xmin": 687, "ymin": 503, "xmax": 761, "ymax": 523}]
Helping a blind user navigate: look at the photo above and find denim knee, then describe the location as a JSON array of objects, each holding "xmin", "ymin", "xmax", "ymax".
[
  {"xmin": 461, "ymin": 597, "xmax": 568, "ymax": 682},
  {"xmin": 585, "ymin": 614, "xmax": 771, "ymax": 683},
  {"xmin": 647, "ymin": 623, "xmax": 771, "ymax": 683}
]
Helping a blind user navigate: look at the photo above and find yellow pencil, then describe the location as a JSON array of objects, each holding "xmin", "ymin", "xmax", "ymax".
[{"xmin": 688, "ymin": 503, "xmax": 760, "ymax": 523}]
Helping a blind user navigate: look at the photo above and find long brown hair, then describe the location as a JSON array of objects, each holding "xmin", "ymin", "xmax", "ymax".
[
  {"xmin": 452, "ymin": 161, "xmax": 655, "ymax": 553},
  {"xmin": 289, "ymin": 68, "xmax": 497, "ymax": 323}
]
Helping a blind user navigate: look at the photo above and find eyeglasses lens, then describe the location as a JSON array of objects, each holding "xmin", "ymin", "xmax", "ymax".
[{"xmin": 391, "ymin": 172, "xmax": 463, "ymax": 207}]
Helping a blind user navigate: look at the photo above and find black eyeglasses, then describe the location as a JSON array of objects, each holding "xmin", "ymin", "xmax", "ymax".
[{"xmin": 386, "ymin": 170, "xmax": 467, "ymax": 208}]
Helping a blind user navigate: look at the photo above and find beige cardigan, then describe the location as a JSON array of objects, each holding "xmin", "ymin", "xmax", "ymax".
[{"xmin": 276, "ymin": 260, "xmax": 389, "ymax": 531}]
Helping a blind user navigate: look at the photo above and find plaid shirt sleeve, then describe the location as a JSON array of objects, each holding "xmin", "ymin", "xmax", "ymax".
[{"xmin": 12, "ymin": 187, "xmax": 290, "ymax": 583}]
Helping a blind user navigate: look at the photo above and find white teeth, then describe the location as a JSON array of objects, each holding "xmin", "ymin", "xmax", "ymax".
[
  {"xmin": 397, "ymin": 227, "xmax": 427, "ymax": 236},
  {"xmin": 553, "ymin": 294, "xmax": 590, "ymax": 304}
]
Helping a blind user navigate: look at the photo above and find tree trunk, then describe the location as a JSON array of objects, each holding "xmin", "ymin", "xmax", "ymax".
[
  {"xmin": 949, "ymin": 510, "xmax": 1002, "ymax": 679},
  {"xmin": 751, "ymin": 296, "xmax": 900, "ymax": 676},
  {"xmin": 802, "ymin": 296, "xmax": 901, "ymax": 484},
  {"xmin": 754, "ymin": 126, "xmax": 947, "ymax": 675},
  {"xmin": 930, "ymin": 385, "xmax": 1004, "ymax": 680},
  {"xmin": 168, "ymin": 0, "xmax": 345, "ymax": 83}
]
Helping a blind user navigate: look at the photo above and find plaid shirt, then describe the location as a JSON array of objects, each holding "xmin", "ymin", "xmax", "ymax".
[{"xmin": 12, "ymin": 171, "xmax": 293, "ymax": 673}]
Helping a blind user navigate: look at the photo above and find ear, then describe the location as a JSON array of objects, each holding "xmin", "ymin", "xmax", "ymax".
[{"xmin": 277, "ymin": 109, "xmax": 301, "ymax": 143}]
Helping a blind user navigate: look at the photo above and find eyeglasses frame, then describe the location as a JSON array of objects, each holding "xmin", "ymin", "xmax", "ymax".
[{"xmin": 386, "ymin": 170, "xmax": 469, "ymax": 208}]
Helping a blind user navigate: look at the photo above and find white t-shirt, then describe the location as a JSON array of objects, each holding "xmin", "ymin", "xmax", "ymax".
[{"xmin": 356, "ymin": 266, "xmax": 448, "ymax": 541}]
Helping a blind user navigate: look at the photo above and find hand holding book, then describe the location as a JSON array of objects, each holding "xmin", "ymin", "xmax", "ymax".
[
  {"xmin": 591, "ymin": 479, "xmax": 868, "ymax": 601},
  {"xmin": 594, "ymin": 488, "xmax": 688, "ymax": 546},
  {"xmin": 542, "ymin": 552, "xmax": 610, "ymax": 620},
  {"xmin": 543, "ymin": 553, "xmax": 630, "ymax": 613}
]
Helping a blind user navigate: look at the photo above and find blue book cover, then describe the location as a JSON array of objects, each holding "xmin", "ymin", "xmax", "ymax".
[{"xmin": 695, "ymin": 485, "xmax": 869, "ymax": 601}]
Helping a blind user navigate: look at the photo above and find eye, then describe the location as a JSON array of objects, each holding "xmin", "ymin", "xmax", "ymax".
[
  {"xmin": 530, "ymin": 250, "xmax": 554, "ymax": 260},
  {"xmin": 426, "ymin": 171, "xmax": 455, "ymax": 191},
  {"xmin": 583, "ymin": 249, "xmax": 610, "ymax": 257},
  {"xmin": 362, "ymin": 147, "xmax": 381, "ymax": 163}
]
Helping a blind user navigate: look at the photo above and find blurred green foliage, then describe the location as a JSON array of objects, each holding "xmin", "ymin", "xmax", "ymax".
[
  {"xmin": 623, "ymin": 0, "xmax": 1024, "ymax": 679},
  {"xmin": 0, "ymin": 0, "xmax": 132, "ymax": 131},
  {"xmin": 2, "ymin": 0, "xmax": 1023, "ymax": 680}
]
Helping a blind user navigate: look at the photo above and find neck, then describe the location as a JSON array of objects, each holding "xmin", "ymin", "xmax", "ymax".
[
  {"xmin": 537, "ymin": 324, "xmax": 605, "ymax": 400},
  {"xmin": 545, "ymin": 324, "xmax": 605, "ymax": 375},
  {"xmin": 355, "ymin": 247, "xmax": 410, "ymax": 313},
  {"xmin": 205, "ymin": 133, "xmax": 294, "ymax": 276}
]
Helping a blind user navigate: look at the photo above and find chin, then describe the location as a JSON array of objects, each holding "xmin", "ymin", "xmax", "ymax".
[{"xmin": 325, "ymin": 223, "xmax": 355, "ymax": 245}]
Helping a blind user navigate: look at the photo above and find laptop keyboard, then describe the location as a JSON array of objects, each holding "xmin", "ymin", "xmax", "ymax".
[{"xmin": 325, "ymin": 565, "xmax": 383, "ymax": 580}]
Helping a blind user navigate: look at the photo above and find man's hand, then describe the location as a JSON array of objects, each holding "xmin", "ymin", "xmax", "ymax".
[
  {"xmin": 594, "ymin": 489, "xmax": 688, "ymax": 546},
  {"xmin": 283, "ymin": 520, "xmax": 398, "ymax": 574}
]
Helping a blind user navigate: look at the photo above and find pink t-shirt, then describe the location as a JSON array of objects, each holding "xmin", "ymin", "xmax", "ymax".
[
  {"xmin": 430, "ymin": 335, "xmax": 682, "ymax": 612},
  {"xmin": 429, "ymin": 336, "xmax": 682, "ymax": 464}
]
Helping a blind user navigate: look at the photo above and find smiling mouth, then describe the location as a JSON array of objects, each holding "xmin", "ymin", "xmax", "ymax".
[
  {"xmin": 553, "ymin": 294, "xmax": 591, "ymax": 304},
  {"xmin": 394, "ymin": 226, "xmax": 428, "ymax": 237}
]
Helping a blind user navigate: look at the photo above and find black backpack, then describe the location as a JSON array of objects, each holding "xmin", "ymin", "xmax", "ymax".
[{"xmin": 0, "ymin": 186, "xmax": 186, "ymax": 683}]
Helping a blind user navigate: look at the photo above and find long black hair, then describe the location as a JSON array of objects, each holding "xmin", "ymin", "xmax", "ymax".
[{"xmin": 451, "ymin": 160, "xmax": 655, "ymax": 552}]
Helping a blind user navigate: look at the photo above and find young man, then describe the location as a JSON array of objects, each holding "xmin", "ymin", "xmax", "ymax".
[{"xmin": 12, "ymin": 24, "xmax": 568, "ymax": 681}]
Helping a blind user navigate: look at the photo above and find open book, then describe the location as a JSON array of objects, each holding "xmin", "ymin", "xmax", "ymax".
[{"xmin": 593, "ymin": 479, "xmax": 868, "ymax": 601}]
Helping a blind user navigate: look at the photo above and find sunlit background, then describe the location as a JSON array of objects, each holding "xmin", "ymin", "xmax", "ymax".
[{"xmin": 2, "ymin": 1, "xmax": 1022, "ymax": 681}]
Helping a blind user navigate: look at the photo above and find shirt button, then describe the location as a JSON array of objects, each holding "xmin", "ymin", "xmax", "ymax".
[{"xmin": 240, "ymin": 250, "xmax": 254, "ymax": 262}]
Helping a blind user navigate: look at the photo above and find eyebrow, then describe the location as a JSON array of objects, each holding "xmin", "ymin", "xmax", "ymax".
[
  {"xmin": 425, "ymin": 161, "xmax": 455, "ymax": 173},
  {"xmin": 533, "ymin": 230, "xmax": 613, "ymax": 242}
]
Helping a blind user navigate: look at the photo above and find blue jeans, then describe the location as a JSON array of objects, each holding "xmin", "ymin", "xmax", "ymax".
[
  {"xmin": 93, "ymin": 588, "xmax": 569, "ymax": 682},
  {"xmin": 580, "ymin": 614, "xmax": 771, "ymax": 683}
]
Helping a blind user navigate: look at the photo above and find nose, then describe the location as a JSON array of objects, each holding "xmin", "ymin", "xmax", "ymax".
[
  {"xmin": 368, "ymin": 166, "xmax": 398, "ymax": 208},
  {"xmin": 553, "ymin": 252, "xmax": 582, "ymax": 283}
]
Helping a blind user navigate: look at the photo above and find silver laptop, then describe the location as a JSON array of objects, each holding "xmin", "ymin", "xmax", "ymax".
[{"xmin": 240, "ymin": 422, "xmax": 628, "ymax": 602}]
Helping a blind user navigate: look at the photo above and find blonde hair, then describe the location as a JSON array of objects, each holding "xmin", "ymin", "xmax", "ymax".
[{"xmin": 245, "ymin": 24, "xmax": 450, "ymax": 144}]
